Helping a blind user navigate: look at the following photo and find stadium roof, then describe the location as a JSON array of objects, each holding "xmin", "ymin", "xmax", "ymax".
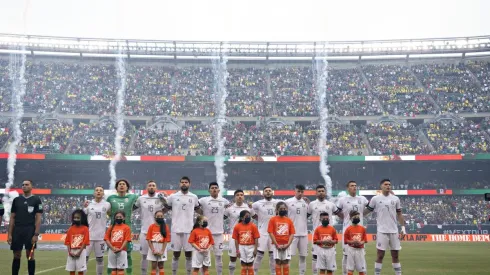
[{"xmin": 1, "ymin": 33, "xmax": 490, "ymax": 60}]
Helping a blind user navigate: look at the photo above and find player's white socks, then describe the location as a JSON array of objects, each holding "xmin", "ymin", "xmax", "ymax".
[
  {"xmin": 95, "ymin": 257, "xmax": 104, "ymax": 275},
  {"xmin": 215, "ymin": 255, "xmax": 223, "ymax": 275},
  {"xmin": 185, "ymin": 257, "xmax": 192, "ymax": 275},
  {"xmin": 299, "ymin": 256, "xmax": 306, "ymax": 275},
  {"xmin": 268, "ymin": 253, "xmax": 276, "ymax": 275},
  {"xmin": 374, "ymin": 262, "xmax": 382, "ymax": 275},
  {"xmin": 229, "ymin": 260, "xmax": 236, "ymax": 275},
  {"xmin": 141, "ymin": 254, "xmax": 148, "ymax": 275},
  {"xmin": 253, "ymin": 252, "xmax": 264, "ymax": 274},
  {"xmin": 172, "ymin": 257, "xmax": 179, "ymax": 275},
  {"xmin": 393, "ymin": 262, "xmax": 402, "ymax": 275},
  {"xmin": 312, "ymin": 257, "xmax": 318, "ymax": 275},
  {"xmin": 342, "ymin": 255, "xmax": 348, "ymax": 275}
]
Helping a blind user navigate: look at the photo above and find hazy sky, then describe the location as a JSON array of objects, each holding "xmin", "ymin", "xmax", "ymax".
[{"xmin": 0, "ymin": 0, "xmax": 489, "ymax": 41}]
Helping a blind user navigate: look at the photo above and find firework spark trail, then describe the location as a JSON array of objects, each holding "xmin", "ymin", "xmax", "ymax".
[
  {"xmin": 315, "ymin": 45, "xmax": 333, "ymax": 198},
  {"xmin": 109, "ymin": 47, "xmax": 126, "ymax": 189},
  {"xmin": 3, "ymin": 46, "xmax": 27, "ymax": 221},
  {"xmin": 212, "ymin": 51, "xmax": 229, "ymax": 196}
]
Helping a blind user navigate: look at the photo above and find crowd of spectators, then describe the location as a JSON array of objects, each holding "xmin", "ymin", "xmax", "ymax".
[
  {"xmin": 413, "ymin": 63, "xmax": 487, "ymax": 113},
  {"xmin": 307, "ymin": 123, "xmax": 365, "ymax": 155},
  {"xmin": 0, "ymin": 120, "xmax": 10, "ymax": 148},
  {"xmin": 365, "ymin": 122, "xmax": 432, "ymax": 155},
  {"xmin": 18, "ymin": 120, "xmax": 74, "ymax": 153},
  {"xmin": 466, "ymin": 61, "xmax": 490, "ymax": 108}
]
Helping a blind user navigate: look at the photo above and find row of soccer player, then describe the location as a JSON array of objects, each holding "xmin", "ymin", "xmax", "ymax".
[{"xmin": 6, "ymin": 177, "xmax": 405, "ymax": 275}]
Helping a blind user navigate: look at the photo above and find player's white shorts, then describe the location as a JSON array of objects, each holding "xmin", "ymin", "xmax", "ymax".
[
  {"xmin": 86, "ymin": 240, "xmax": 106, "ymax": 258},
  {"xmin": 346, "ymin": 246, "xmax": 367, "ymax": 272},
  {"xmin": 147, "ymin": 242, "xmax": 168, "ymax": 262},
  {"xmin": 316, "ymin": 247, "xmax": 337, "ymax": 271},
  {"xmin": 272, "ymin": 246, "xmax": 291, "ymax": 261},
  {"xmin": 65, "ymin": 248, "xmax": 87, "ymax": 272},
  {"xmin": 239, "ymin": 244, "xmax": 256, "ymax": 264},
  {"xmin": 211, "ymin": 234, "xmax": 224, "ymax": 256},
  {"xmin": 229, "ymin": 238, "xmax": 238, "ymax": 257},
  {"xmin": 192, "ymin": 250, "xmax": 211, "ymax": 268},
  {"xmin": 257, "ymin": 234, "xmax": 274, "ymax": 252},
  {"xmin": 108, "ymin": 250, "xmax": 128, "ymax": 270},
  {"xmin": 291, "ymin": 236, "xmax": 308, "ymax": 257},
  {"xmin": 376, "ymin": 232, "xmax": 401, "ymax": 251},
  {"xmin": 139, "ymin": 233, "xmax": 149, "ymax": 255},
  {"xmin": 170, "ymin": 232, "xmax": 193, "ymax": 252}
]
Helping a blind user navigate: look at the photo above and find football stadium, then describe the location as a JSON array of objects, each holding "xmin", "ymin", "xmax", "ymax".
[{"xmin": 1, "ymin": 1, "xmax": 490, "ymax": 275}]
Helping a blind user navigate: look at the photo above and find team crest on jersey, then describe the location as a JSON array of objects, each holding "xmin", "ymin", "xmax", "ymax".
[
  {"xmin": 219, "ymin": 203, "xmax": 222, "ymax": 206},
  {"xmin": 189, "ymin": 199, "xmax": 192, "ymax": 203},
  {"xmin": 358, "ymin": 199, "xmax": 362, "ymax": 204},
  {"xmin": 276, "ymin": 223, "xmax": 289, "ymax": 236},
  {"xmin": 239, "ymin": 231, "xmax": 252, "ymax": 243},
  {"xmin": 71, "ymin": 234, "xmax": 84, "ymax": 248},
  {"xmin": 151, "ymin": 233, "xmax": 164, "ymax": 242},
  {"xmin": 111, "ymin": 230, "xmax": 124, "ymax": 243},
  {"xmin": 391, "ymin": 201, "xmax": 395, "ymax": 205},
  {"xmin": 125, "ymin": 198, "xmax": 129, "ymax": 202},
  {"xmin": 198, "ymin": 236, "xmax": 210, "ymax": 249}
]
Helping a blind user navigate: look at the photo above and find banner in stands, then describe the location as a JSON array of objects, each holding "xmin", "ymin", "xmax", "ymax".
[
  {"xmin": 1, "ymin": 234, "xmax": 488, "ymax": 243},
  {"xmin": 0, "ymin": 153, "xmax": 489, "ymax": 162}
]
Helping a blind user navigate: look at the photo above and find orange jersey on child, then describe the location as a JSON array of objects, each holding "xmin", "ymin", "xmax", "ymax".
[
  {"xmin": 232, "ymin": 222, "xmax": 260, "ymax": 245},
  {"xmin": 104, "ymin": 224, "xmax": 132, "ymax": 250},
  {"xmin": 344, "ymin": 225, "xmax": 367, "ymax": 248},
  {"xmin": 313, "ymin": 225, "xmax": 338, "ymax": 248},
  {"xmin": 188, "ymin": 227, "xmax": 215, "ymax": 249},
  {"xmin": 267, "ymin": 216, "xmax": 295, "ymax": 245},
  {"xmin": 65, "ymin": 225, "xmax": 90, "ymax": 249},
  {"xmin": 146, "ymin": 223, "xmax": 171, "ymax": 243}
]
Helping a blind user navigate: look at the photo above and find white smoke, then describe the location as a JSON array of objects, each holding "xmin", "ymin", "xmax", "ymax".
[
  {"xmin": 212, "ymin": 50, "xmax": 229, "ymax": 197},
  {"xmin": 315, "ymin": 45, "xmax": 333, "ymax": 198},
  {"xmin": 3, "ymin": 46, "xmax": 27, "ymax": 222},
  {"xmin": 109, "ymin": 47, "xmax": 126, "ymax": 189}
]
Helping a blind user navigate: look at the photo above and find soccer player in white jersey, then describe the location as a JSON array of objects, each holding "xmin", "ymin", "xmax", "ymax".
[
  {"xmin": 252, "ymin": 186, "xmax": 282, "ymax": 275},
  {"xmin": 336, "ymin": 181, "xmax": 369, "ymax": 275},
  {"xmin": 83, "ymin": 186, "xmax": 111, "ymax": 275},
  {"xmin": 164, "ymin": 176, "xmax": 200, "ymax": 275},
  {"xmin": 224, "ymin": 189, "xmax": 255, "ymax": 275},
  {"xmin": 197, "ymin": 182, "xmax": 229, "ymax": 275},
  {"xmin": 307, "ymin": 185, "xmax": 340, "ymax": 275},
  {"xmin": 364, "ymin": 179, "xmax": 406, "ymax": 275},
  {"xmin": 134, "ymin": 181, "xmax": 166, "ymax": 275},
  {"xmin": 285, "ymin": 185, "xmax": 310, "ymax": 275}
]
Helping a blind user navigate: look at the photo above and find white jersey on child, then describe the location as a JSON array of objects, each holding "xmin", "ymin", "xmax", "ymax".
[
  {"xmin": 84, "ymin": 200, "xmax": 111, "ymax": 241},
  {"xmin": 336, "ymin": 195, "xmax": 369, "ymax": 230},
  {"xmin": 307, "ymin": 199, "xmax": 339, "ymax": 230},
  {"xmin": 167, "ymin": 191, "xmax": 199, "ymax": 233},
  {"xmin": 224, "ymin": 203, "xmax": 256, "ymax": 233},
  {"xmin": 252, "ymin": 198, "xmax": 281, "ymax": 234},
  {"xmin": 367, "ymin": 194, "xmax": 401, "ymax": 233},
  {"xmin": 285, "ymin": 197, "xmax": 308, "ymax": 236},
  {"xmin": 198, "ymin": 196, "xmax": 230, "ymax": 234},
  {"xmin": 135, "ymin": 194, "xmax": 165, "ymax": 234}
]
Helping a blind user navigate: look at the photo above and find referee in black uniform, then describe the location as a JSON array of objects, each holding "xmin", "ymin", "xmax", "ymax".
[{"xmin": 7, "ymin": 180, "xmax": 43, "ymax": 275}]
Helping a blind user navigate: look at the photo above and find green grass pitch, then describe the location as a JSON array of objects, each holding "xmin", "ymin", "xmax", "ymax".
[{"xmin": 1, "ymin": 242, "xmax": 489, "ymax": 274}]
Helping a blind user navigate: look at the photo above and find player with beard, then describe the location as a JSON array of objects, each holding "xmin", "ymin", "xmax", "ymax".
[
  {"xmin": 285, "ymin": 185, "xmax": 310, "ymax": 275},
  {"xmin": 252, "ymin": 186, "xmax": 282, "ymax": 275},
  {"xmin": 164, "ymin": 176, "xmax": 200, "ymax": 275},
  {"xmin": 307, "ymin": 185, "xmax": 340, "ymax": 275},
  {"xmin": 197, "ymin": 182, "xmax": 229, "ymax": 275},
  {"xmin": 336, "ymin": 181, "xmax": 369, "ymax": 275},
  {"xmin": 83, "ymin": 186, "xmax": 111, "ymax": 275},
  {"xmin": 224, "ymin": 189, "xmax": 255, "ymax": 275},
  {"xmin": 134, "ymin": 181, "xmax": 167, "ymax": 275}
]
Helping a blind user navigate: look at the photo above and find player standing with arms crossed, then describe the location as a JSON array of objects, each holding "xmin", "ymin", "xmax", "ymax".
[
  {"xmin": 135, "ymin": 181, "xmax": 166, "ymax": 275},
  {"xmin": 8, "ymin": 180, "xmax": 43, "ymax": 275},
  {"xmin": 336, "ymin": 181, "xmax": 369, "ymax": 275},
  {"xmin": 197, "ymin": 182, "xmax": 229, "ymax": 275},
  {"xmin": 84, "ymin": 186, "xmax": 111, "ymax": 275},
  {"xmin": 224, "ymin": 189, "xmax": 255, "ymax": 275},
  {"xmin": 284, "ymin": 185, "xmax": 310, "ymax": 275},
  {"xmin": 164, "ymin": 176, "xmax": 200, "ymax": 275},
  {"xmin": 252, "ymin": 186, "xmax": 282, "ymax": 275},
  {"xmin": 364, "ymin": 179, "xmax": 406, "ymax": 275},
  {"xmin": 307, "ymin": 185, "xmax": 340, "ymax": 275}
]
